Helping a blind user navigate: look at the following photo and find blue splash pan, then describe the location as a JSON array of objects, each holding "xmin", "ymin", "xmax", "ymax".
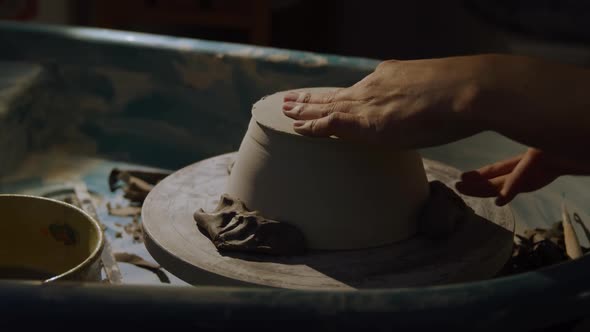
[{"xmin": 0, "ymin": 21, "xmax": 589, "ymax": 329}]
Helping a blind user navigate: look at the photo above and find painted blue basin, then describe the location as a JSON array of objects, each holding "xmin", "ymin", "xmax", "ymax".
[{"xmin": 0, "ymin": 21, "xmax": 589, "ymax": 329}]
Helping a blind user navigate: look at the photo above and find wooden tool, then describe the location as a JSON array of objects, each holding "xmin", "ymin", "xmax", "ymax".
[
  {"xmin": 562, "ymin": 202, "xmax": 583, "ymax": 259},
  {"xmin": 74, "ymin": 183, "xmax": 123, "ymax": 283}
]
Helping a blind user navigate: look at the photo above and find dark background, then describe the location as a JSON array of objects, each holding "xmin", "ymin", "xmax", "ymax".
[{"xmin": 2, "ymin": 0, "xmax": 590, "ymax": 64}]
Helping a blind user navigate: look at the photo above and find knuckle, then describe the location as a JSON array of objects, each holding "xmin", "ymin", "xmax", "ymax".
[
  {"xmin": 294, "ymin": 104, "xmax": 305, "ymax": 116},
  {"xmin": 325, "ymin": 112, "xmax": 342, "ymax": 126},
  {"xmin": 325, "ymin": 101, "xmax": 350, "ymax": 117},
  {"xmin": 376, "ymin": 61, "xmax": 388, "ymax": 70},
  {"xmin": 364, "ymin": 75, "xmax": 381, "ymax": 88},
  {"xmin": 376, "ymin": 59, "xmax": 397, "ymax": 69},
  {"xmin": 301, "ymin": 92, "xmax": 312, "ymax": 103},
  {"xmin": 322, "ymin": 102, "xmax": 339, "ymax": 117},
  {"xmin": 375, "ymin": 60, "xmax": 391, "ymax": 71},
  {"xmin": 320, "ymin": 91, "xmax": 336, "ymax": 103},
  {"xmin": 356, "ymin": 76, "xmax": 380, "ymax": 99},
  {"xmin": 308, "ymin": 119, "xmax": 318, "ymax": 133}
]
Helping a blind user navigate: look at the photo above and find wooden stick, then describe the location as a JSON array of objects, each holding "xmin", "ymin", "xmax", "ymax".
[
  {"xmin": 74, "ymin": 182, "xmax": 123, "ymax": 283},
  {"xmin": 562, "ymin": 202, "xmax": 583, "ymax": 259}
]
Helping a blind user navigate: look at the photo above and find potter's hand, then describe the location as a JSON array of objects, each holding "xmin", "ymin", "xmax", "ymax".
[
  {"xmin": 282, "ymin": 57, "xmax": 482, "ymax": 147},
  {"xmin": 455, "ymin": 148, "xmax": 590, "ymax": 206},
  {"xmin": 283, "ymin": 55, "xmax": 590, "ymax": 162}
]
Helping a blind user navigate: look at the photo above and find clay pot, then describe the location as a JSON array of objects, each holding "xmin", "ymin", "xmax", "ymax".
[{"xmin": 227, "ymin": 88, "xmax": 429, "ymax": 250}]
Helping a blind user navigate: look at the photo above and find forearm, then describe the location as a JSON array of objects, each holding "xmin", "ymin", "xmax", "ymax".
[{"xmin": 468, "ymin": 54, "xmax": 590, "ymax": 161}]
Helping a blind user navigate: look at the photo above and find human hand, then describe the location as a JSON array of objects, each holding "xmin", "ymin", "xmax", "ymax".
[
  {"xmin": 455, "ymin": 148, "xmax": 588, "ymax": 206},
  {"xmin": 282, "ymin": 57, "xmax": 485, "ymax": 147}
]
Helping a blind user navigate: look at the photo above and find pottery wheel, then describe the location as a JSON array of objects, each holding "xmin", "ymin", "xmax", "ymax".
[{"xmin": 143, "ymin": 153, "xmax": 515, "ymax": 290}]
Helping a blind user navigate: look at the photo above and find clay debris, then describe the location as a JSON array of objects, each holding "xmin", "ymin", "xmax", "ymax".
[
  {"xmin": 108, "ymin": 168, "xmax": 171, "ymax": 243},
  {"xmin": 109, "ymin": 168, "xmax": 171, "ymax": 203},
  {"xmin": 108, "ymin": 208, "xmax": 143, "ymax": 243},
  {"xmin": 498, "ymin": 219, "xmax": 589, "ymax": 276},
  {"xmin": 106, "ymin": 200, "xmax": 143, "ymax": 243},
  {"xmin": 107, "ymin": 203, "xmax": 142, "ymax": 217},
  {"xmin": 123, "ymin": 216, "xmax": 144, "ymax": 243},
  {"xmin": 194, "ymin": 194, "xmax": 305, "ymax": 255}
]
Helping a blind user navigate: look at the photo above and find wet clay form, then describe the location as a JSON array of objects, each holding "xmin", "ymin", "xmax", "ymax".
[
  {"xmin": 196, "ymin": 180, "xmax": 468, "ymax": 256},
  {"xmin": 194, "ymin": 194, "xmax": 305, "ymax": 255},
  {"xmin": 227, "ymin": 87, "xmax": 430, "ymax": 250}
]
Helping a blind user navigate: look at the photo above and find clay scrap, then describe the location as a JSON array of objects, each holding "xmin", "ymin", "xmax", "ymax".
[
  {"xmin": 123, "ymin": 216, "xmax": 144, "ymax": 243},
  {"xmin": 107, "ymin": 202, "xmax": 142, "ymax": 217},
  {"xmin": 106, "ymin": 202, "xmax": 143, "ymax": 243},
  {"xmin": 108, "ymin": 168, "xmax": 170, "ymax": 242},
  {"xmin": 498, "ymin": 221, "xmax": 589, "ymax": 276},
  {"xmin": 109, "ymin": 168, "xmax": 171, "ymax": 203},
  {"xmin": 194, "ymin": 194, "xmax": 306, "ymax": 255}
]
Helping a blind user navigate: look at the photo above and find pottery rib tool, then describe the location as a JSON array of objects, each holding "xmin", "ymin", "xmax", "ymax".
[
  {"xmin": 113, "ymin": 252, "xmax": 170, "ymax": 284},
  {"xmin": 73, "ymin": 183, "xmax": 123, "ymax": 283},
  {"xmin": 562, "ymin": 201, "xmax": 583, "ymax": 259},
  {"xmin": 573, "ymin": 212, "xmax": 590, "ymax": 245}
]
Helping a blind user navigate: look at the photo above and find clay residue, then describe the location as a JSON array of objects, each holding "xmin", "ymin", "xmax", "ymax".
[
  {"xmin": 194, "ymin": 194, "xmax": 305, "ymax": 255},
  {"xmin": 107, "ymin": 203, "xmax": 141, "ymax": 217},
  {"xmin": 123, "ymin": 216, "xmax": 143, "ymax": 243},
  {"xmin": 109, "ymin": 168, "xmax": 171, "ymax": 203},
  {"xmin": 498, "ymin": 220, "xmax": 590, "ymax": 276}
]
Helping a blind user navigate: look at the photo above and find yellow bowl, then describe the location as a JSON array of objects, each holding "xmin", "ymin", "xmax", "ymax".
[{"xmin": 0, "ymin": 194, "xmax": 104, "ymax": 282}]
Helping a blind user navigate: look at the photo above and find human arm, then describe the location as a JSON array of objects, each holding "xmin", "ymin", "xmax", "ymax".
[
  {"xmin": 282, "ymin": 54, "xmax": 590, "ymax": 204},
  {"xmin": 283, "ymin": 54, "xmax": 590, "ymax": 161}
]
